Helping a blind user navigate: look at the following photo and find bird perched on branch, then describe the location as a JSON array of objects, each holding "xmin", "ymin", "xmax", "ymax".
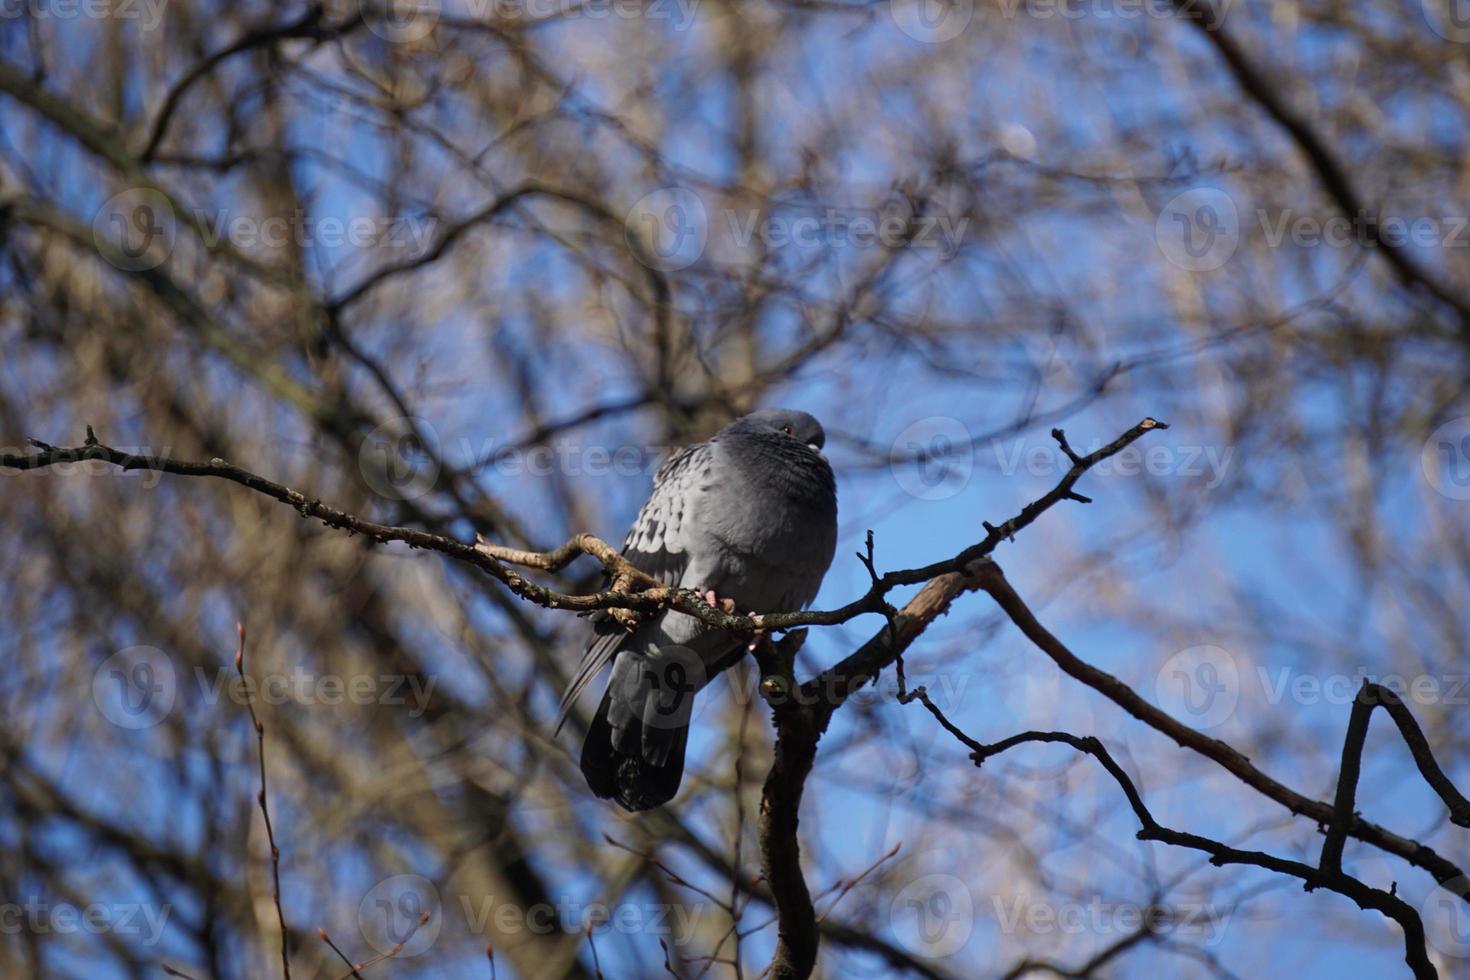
[{"xmin": 556, "ymin": 408, "xmax": 838, "ymax": 810}]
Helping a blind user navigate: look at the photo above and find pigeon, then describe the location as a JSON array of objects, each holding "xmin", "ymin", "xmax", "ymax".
[{"xmin": 556, "ymin": 408, "xmax": 839, "ymax": 811}]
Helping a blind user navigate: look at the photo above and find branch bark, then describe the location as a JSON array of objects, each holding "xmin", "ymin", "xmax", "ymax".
[
  {"xmin": 971, "ymin": 563, "xmax": 1470, "ymax": 899},
  {"xmin": 1321, "ymin": 680, "xmax": 1470, "ymax": 874},
  {"xmin": 983, "ymin": 731, "xmax": 1436, "ymax": 978},
  {"xmin": 1170, "ymin": 0, "xmax": 1470, "ymax": 334},
  {"xmin": 14, "ymin": 418, "xmax": 1461, "ymax": 978}
]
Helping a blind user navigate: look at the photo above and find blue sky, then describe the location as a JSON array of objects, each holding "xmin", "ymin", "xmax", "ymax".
[{"xmin": 4, "ymin": 0, "xmax": 1469, "ymax": 977}]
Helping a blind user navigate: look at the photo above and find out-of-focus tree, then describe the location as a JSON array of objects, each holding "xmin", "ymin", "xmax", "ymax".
[{"xmin": 2, "ymin": 0, "xmax": 1469, "ymax": 977}]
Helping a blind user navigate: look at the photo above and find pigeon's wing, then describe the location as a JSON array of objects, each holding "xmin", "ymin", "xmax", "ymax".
[
  {"xmin": 614, "ymin": 440, "xmax": 708, "ymax": 585},
  {"xmin": 555, "ymin": 442, "xmax": 709, "ymax": 732}
]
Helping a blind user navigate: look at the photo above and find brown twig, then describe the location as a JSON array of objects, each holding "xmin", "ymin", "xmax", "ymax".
[
  {"xmin": 329, "ymin": 911, "xmax": 432, "ymax": 980},
  {"xmin": 1170, "ymin": 0, "xmax": 1470, "ymax": 334},
  {"xmin": 317, "ymin": 929, "xmax": 365, "ymax": 980},
  {"xmin": 0, "ymin": 440, "xmax": 741, "ymax": 629},
  {"xmin": 1321, "ymin": 680, "xmax": 1470, "ymax": 874},
  {"xmin": 658, "ymin": 937, "xmax": 680, "ymax": 977},
  {"xmin": 972, "ymin": 563, "xmax": 1470, "ymax": 899},
  {"xmin": 603, "ymin": 835, "xmax": 737, "ymax": 913},
  {"xmin": 815, "ymin": 842, "xmax": 901, "ymax": 924},
  {"xmin": 799, "ymin": 418, "xmax": 1169, "ymax": 713},
  {"xmin": 139, "ymin": 4, "xmax": 354, "ymax": 162},
  {"xmin": 998, "ymin": 922, "xmax": 1157, "ymax": 980},
  {"xmin": 0, "ymin": 421, "xmax": 1164, "ymax": 642},
  {"xmin": 987, "ymin": 731, "xmax": 1435, "ymax": 978},
  {"xmin": 236, "ymin": 622, "xmax": 292, "ymax": 980},
  {"xmin": 585, "ymin": 923, "xmax": 605, "ymax": 979},
  {"xmin": 900, "ymin": 673, "xmax": 1438, "ymax": 976}
]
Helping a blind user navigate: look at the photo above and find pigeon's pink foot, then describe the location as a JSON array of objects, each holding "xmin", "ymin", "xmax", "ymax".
[
  {"xmin": 702, "ymin": 589, "xmax": 765, "ymax": 648},
  {"xmin": 746, "ymin": 614, "xmax": 766, "ymax": 651},
  {"xmin": 702, "ymin": 589, "xmax": 737, "ymax": 614}
]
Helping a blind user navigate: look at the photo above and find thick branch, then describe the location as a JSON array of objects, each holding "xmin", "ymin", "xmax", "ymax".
[
  {"xmin": 2, "ymin": 419, "xmax": 1166, "ymax": 640},
  {"xmin": 757, "ymin": 705, "xmax": 821, "ymax": 979},
  {"xmin": 0, "ymin": 439, "xmax": 755, "ymax": 630},
  {"xmin": 4, "ymin": 420, "xmax": 1171, "ymax": 980},
  {"xmin": 738, "ymin": 420, "xmax": 1171, "ymax": 979}
]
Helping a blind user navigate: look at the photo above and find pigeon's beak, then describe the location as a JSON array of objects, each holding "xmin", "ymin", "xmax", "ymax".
[{"xmin": 807, "ymin": 443, "xmax": 821, "ymax": 453}]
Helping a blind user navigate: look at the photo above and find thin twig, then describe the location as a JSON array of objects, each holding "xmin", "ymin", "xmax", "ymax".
[
  {"xmin": 973, "ymin": 563, "xmax": 1470, "ymax": 898},
  {"xmin": 586, "ymin": 923, "xmax": 605, "ymax": 979},
  {"xmin": 902, "ymin": 684, "xmax": 1437, "ymax": 978},
  {"xmin": 236, "ymin": 622, "xmax": 292, "ymax": 980},
  {"xmin": 1321, "ymin": 680, "xmax": 1470, "ymax": 873},
  {"xmin": 317, "ymin": 929, "xmax": 364, "ymax": 980},
  {"xmin": 329, "ymin": 911, "xmax": 432, "ymax": 980},
  {"xmin": 815, "ymin": 842, "xmax": 901, "ymax": 923}
]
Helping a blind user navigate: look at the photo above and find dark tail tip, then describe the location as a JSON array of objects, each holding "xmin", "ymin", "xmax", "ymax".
[{"xmin": 580, "ymin": 690, "xmax": 689, "ymax": 812}]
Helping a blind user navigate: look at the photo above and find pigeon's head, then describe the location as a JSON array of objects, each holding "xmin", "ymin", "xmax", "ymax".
[{"xmin": 740, "ymin": 408, "xmax": 827, "ymax": 452}]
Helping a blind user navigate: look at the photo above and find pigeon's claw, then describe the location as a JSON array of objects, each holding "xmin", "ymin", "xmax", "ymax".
[
  {"xmin": 701, "ymin": 589, "xmax": 737, "ymax": 614},
  {"xmin": 701, "ymin": 589, "xmax": 761, "ymax": 649},
  {"xmin": 745, "ymin": 613, "xmax": 767, "ymax": 650}
]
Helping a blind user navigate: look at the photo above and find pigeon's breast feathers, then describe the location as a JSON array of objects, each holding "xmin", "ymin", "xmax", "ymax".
[
  {"xmin": 700, "ymin": 409, "xmax": 838, "ymax": 611},
  {"xmin": 716, "ymin": 413, "xmax": 836, "ymax": 515}
]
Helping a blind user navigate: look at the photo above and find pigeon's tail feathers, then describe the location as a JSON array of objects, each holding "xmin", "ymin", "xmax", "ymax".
[
  {"xmin": 577, "ymin": 691, "xmax": 620, "ymax": 802},
  {"xmin": 579, "ymin": 656, "xmax": 692, "ymax": 811},
  {"xmin": 554, "ymin": 616, "xmax": 627, "ymax": 736}
]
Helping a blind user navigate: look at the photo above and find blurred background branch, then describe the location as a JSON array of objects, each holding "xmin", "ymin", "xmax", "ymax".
[{"xmin": 3, "ymin": 0, "xmax": 1470, "ymax": 976}]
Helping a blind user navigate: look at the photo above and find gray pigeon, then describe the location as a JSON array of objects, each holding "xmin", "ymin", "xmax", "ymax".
[{"xmin": 557, "ymin": 408, "xmax": 838, "ymax": 810}]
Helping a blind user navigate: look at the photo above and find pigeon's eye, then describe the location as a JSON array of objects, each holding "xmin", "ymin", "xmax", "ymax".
[{"xmin": 782, "ymin": 425, "xmax": 794, "ymax": 436}]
